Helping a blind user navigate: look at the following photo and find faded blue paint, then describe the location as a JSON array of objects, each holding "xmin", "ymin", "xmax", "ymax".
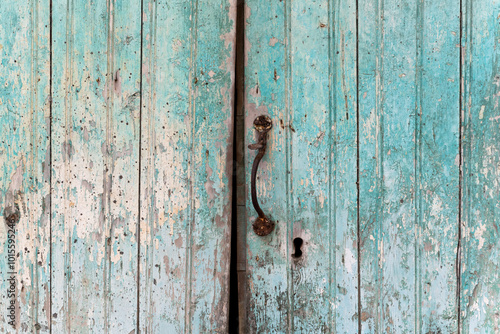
[
  {"xmin": 138, "ymin": 0, "xmax": 236, "ymax": 333},
  {"xmin": 461, "ymin": 0, "xmax": 500, "ymax": 332},
  {"xmin": 51, "ymin": 0, "xmax": 142, "ymax": 332},
  {"xmin": 1, "ymin": 0, "xmax": 499, "ymax": 333},
  {"xmin": 2, "ymin": 0, "xmax": 235, "ymax": 332},
  {"xmin": 0, "ymin": 0, "xmax": 51, "ymax": 331},
  {"xmin": 244, "ymin": 0, "xmax": 496, "ymax": 333},
  {"xmin": 359, "ymin": 0, "xmax": 460, "ymax": 332},
  {"xmin": 244, "ymin": 0, "xmax": 357, "ymax": 332}
]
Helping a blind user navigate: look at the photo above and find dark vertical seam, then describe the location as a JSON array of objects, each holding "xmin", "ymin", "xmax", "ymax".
[
  {"xmin": 143, "ymin": 0, "xmax": 157, "ymax": 331},
  {"xmin": 29, "ymin": 0, "xmax": 39, "ymax": 329},
  {"xmin": 284, "ymin": 0, "xmax": 293, "ymax": 332},
  {"xmin": 103, "ymin": 1, "xmax": 116, "ymax": 330},
  {"xmin": 185, "ymin": 0, "xmax": 199, "ymax": 331},
  {"xmin": 457, "ymin": 0, "xmax": 465, "ymax": 331},
  {"xmin": 327, "ymin": 0, "xmax": 335, "ymax": 330},
  {"xmin": 228, "ymin": 0, "xmax": 242, "ymax": 332},
  {"xmin": 414, "ymin": 0, "xmax": 424, "ymax": 331},
  {"xmin": 104, "ymin": 1, "xmax": 110, "ymax": 330},
  {"xmin": 355, "ymin": 0, "xmax": 361, "ymax": 331},
  {"xmin": 63, "ymin": 1, "xmax": 74, "ymax": 330},
  {"xmin": 136, "ymin": 0, "xmax": 144, "ymax": 331},
  {"xmin": 459, "ymin": 0, "xmax": 474, "ymax": 331},
  {"xmin": 464, "ymin": 1, "xmax": 473, "ymax": 325},
  {"xmin": 233, "ymin": 2, "xmax": 247, "ymax": 332},
  {"xmin": 228, "ymin": 87, "xmax": 238, "ymax": 331},
  {"xmin": 49, "ymin": 0, "xmax": 53, "ymax": 332},
  {"xmin": 374, "ymin": 0, "xmax": 385, "ymax": 329}
]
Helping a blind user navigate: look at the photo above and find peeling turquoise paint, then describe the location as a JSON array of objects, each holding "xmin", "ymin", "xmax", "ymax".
[
  {"xmin": 50, "ymin": 0, "xmax": 142, "ymax": 331},
  {"xmin": 359, "ymin": 0, "xmax": 461, "ymax": 332},
  {"xmin": 1, "ymin": 0, "xmax": 235, "ymax": 332},
  {"xmin": 139, "ymin": 0, "xmax": 236, "ymax": 332},
  {"xmin": 461, "ymin": 0, "xmax": 500, "ymax": 332},
  {"xmin": 0, "ymin": 0, "xmax": 51, "ymax": 331},
  {"xmin": 244, "ymin": 0, "xmax": 498, "ymax": 333},
  {"xmin": 1, "ymin": 0, "xmax": 499, "ymax": 333},
  {"xmin": 244, "ymin": 0, "xmax": 358, "ymax": 331}
]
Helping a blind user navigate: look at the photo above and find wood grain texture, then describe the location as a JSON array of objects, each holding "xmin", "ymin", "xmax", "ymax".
[
  {"xmin": 418, "ymin": 0, "xmax": 460, "ymax": 331},
  {"xmin": 244, "ymin": 0, "xmax": 289, "ymax": 331},
  {"xmin": 3, "ymin": 0, "xmax": 500, "ymax": 332},
  {"xmin": 359, "ymin": 0, "xmax": 419, "ymax": 329},
  {"xmin": 359, "ymin": 0, "xmax": 460, "ymax": 332},
  {"xmin": 0, "ymin": 0, "xmax": 51, "ymax": 331},
  {"xmin": 460, "ymin": 0, "xmax": 500, "ymax": 332},
  {"xmin": 244, "ymin": 0, "xmax": 357, "ymax": 331},
  {"xmin": 51, "ymin": 0, "xmax": 141, "ymax": 332},
  {"xmin": 139, "ymin": 0, "xmax": 236, "ymax": 332},
  {"xmin": 1, "ymin": 1, "xmax": 235, "ymax": 332}
]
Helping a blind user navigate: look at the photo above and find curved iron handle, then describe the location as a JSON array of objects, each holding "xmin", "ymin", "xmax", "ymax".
[{"xmin": 248, "ymin": 115, "xmax": 274, "ymax": 236}]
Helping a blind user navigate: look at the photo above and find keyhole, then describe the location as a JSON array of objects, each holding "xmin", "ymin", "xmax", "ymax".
[{"xmin": 292, "ymin": 238, "xmax": 303, "ymax": 258}]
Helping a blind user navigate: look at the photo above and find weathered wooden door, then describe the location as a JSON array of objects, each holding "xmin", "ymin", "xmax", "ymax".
[
  {"xmin": 243, "ymin": 0, "xmax": 500, "ymax": 333},
  {"xmin": 1, "ymin": 0, "xmax": 235, "ymax": 332},
  {"xmin": 3, "ymin": 0, "xmax": 500, "ymax": 333}
]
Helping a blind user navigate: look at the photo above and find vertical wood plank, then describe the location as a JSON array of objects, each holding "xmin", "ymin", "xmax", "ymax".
[
  {"xmin": 461, "ymin": 0, "xmax": 500, "ymax": 332},
  {"xmin": 139, "ymin": 0, "xmax": 191, "ymax": 331},
  {"xmin": 359, "ymin": 0, "xmax": 418, "ymax": 329},
  {"xmin": 0, "ymin": 0, "xmax": 51, "ymax": 331},
  {"xmin": 359, "ymin": 0, "xmax": 460, "ymax": 332},
  {"xmin": 188, "ymin": 2, "xmax": 235, "ymax": 330},
  {"xmin": 418, "ymin": 0, "xmax": 460, "ymax": 331},
  {"xmin": 51, "ymin": 0, "xmax": 141, "ymax": 332},
  {"xmin": 244, "ymin": 0, "xmax": 289, "ymax": 331},
  {"xmin": 289, "ymin": 0, "xmax": 333, "ymax": 330},
  {"xmin": 245, "ymin": 0, "xmax": 357, "ymax": 331},
  {"xmin": 289, "ymin": 0, "xmax": 358, "ymax": 331},
  {"xmin": 329, "ymin": 1, "xmax": 359, "ymax": 329},
  {"xmin": 139, "ymin": 0, "xmax": 236, "ymax": 332},
  {"xmin": 358, "ymin": 0, "xmax": 382, "ymax": 325}
]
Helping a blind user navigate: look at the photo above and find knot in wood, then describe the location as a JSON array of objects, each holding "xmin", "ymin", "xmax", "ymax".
[{"xmin": 6, "ymin": 212, "xmax": 20, "ymax": 225}]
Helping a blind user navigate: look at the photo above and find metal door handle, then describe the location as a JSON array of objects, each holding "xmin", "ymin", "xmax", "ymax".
[{"xmin": 248, "ymin": 115, "xmax": 274, "ymax": 236}]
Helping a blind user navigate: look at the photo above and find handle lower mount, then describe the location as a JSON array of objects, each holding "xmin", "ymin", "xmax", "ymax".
[{"xmin": 248, "ymin": 115, "xmax": 274, "ymax": 236}]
